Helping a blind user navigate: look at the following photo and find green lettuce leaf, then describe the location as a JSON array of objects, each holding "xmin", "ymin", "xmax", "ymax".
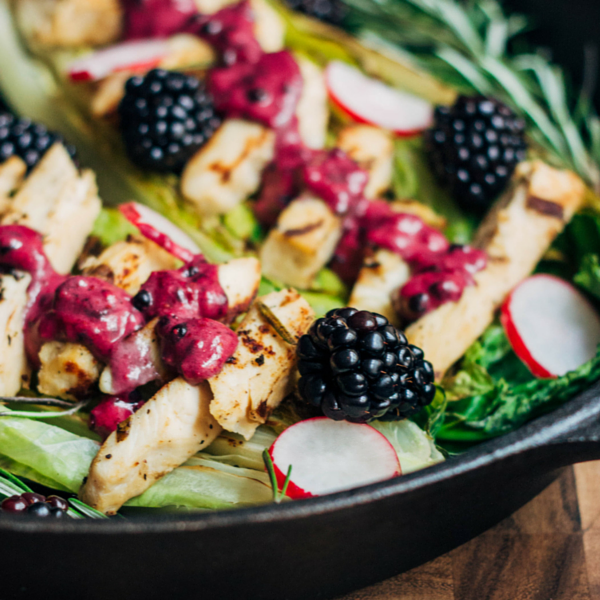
[
  {"xmin": 0, "ymin": 409, "xmax": 100, "ymax": 493},
  {"xmin": 574, "ymin": 254, "xmax": 600, "ymax": 300},
  {"xmin": 125, "ymin": 455, "xmax": 272, "ymax": 509},
  {"xmin": 439, "ymin": 324, "xmax": 600, "ymax": 443},
  {"xmin": 371, "ymin": 419, "xmax": 444, "ymax": 473},
  {"xmin": 91, "ymin": 208, "xmax": 138, "ymax": 247}
]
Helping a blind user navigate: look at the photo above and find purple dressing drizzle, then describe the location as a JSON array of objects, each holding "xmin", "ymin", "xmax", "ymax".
[
  {"xmin": 37, "ymin": 276, "xmax": 145, "ymax": 362},
  {"xmin": 0, "ymin": 225, "xmax": 237, "ymax": 392},
  {"xmin": 122, "ymin": 0, "xmax": 199, "ymax": 40},
  {"xmin": 157, "ymin": 316, "xmax": 238, "ymax": 384}
]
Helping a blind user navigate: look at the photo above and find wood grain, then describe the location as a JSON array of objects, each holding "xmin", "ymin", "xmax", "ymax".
[{"xmin": 338, "ymin": 463, "xmax": 600, "ymax": 600}]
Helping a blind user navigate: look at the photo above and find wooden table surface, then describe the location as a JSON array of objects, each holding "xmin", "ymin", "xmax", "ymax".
[{"xmin": 338, "ymin": 461, "xmax": 600, "ymax": 600}]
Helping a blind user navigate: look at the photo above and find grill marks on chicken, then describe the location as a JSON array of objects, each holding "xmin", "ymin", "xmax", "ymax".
[{"xmin": 406, "ymin": 161, "xmax": 586, "ymax": 380}]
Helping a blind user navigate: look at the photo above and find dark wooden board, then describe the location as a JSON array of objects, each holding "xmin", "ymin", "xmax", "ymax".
[{"xmin": 339, "ymin": 462, "xmax": 600, "ymax": 600}]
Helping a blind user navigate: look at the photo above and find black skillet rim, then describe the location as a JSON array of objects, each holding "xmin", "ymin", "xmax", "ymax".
[{"xmin": 1, "ymin": 377, "xmax": 599, "ymax": 535}]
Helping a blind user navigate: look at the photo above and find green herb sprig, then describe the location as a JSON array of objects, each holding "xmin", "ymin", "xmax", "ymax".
[
  {"xmin": 262, "ymin": 450, "xmax": 292, "ymax": 503},
  {"xmin": 342, "ymin": 0, "xmax": 600, "ymax": 189},
  {"xmin": 0, "ymin": 398, "xmax": 90, "ymax": 419},
  {"xmin": 0, "ymin": 467, "xmax": 108, "ymax": 519}
]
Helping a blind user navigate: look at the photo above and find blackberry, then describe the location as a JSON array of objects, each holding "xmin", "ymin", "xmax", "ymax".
[
  {"xmin": 283, "ymin": 0, "xmax": 347, "ymax": 24},
  {"xmin": 119, "ymin": 69, "xmax": 221, "ymax": 173},
  {"xmin": 425, "ymin": 95, "xmax": 527, "ymax": 212},
  {"xmin": 0, "ymin": 113, "xmax": 77, "ymax": 172},
  {"xmin": 297, "ymin": 308, "xmax": 436, "ymax": 423},
  {"xmin": 1, "ymin": 492, "xmax": 68, "ymax": 517}
]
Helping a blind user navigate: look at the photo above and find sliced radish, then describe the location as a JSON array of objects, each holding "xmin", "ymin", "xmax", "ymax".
[
  {"xmin": 268, "ymin": 417, "xmax": 401, "ymax": 499},
  {"xmin": 67, "ymin": 39, "xmax": 170, "ymax": 82},
  {"xmin": 325, "ymin": 60, "xmax": 433, "ymax": 136},
  {"xmin": 119, "ymin": 202, "xmax": 200, "ymax": 263},
  {"xmin": 501, "ymin": 274, "xmax": 600, "ymax": 378}
]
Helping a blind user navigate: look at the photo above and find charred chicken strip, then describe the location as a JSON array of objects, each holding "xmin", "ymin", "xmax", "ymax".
[
  {"xmin": 406, "ymin": 161, "xmax": 586, "ymax": 379},
  {"xmin": 81, "ymin": 378, "xmax": 221, "ymax": 514}
]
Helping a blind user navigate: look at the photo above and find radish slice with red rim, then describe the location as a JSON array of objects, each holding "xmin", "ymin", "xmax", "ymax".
[
  {"xmin": 67, "ymin": 39, "xmax": 170, "ymax": 82},
  {"xmin": 268, "ymin": 417, "xmax": 401, "ymax": 499},
  {"xmin": 501, "ymin": 274, "xmax": 600, "ymax": 378},
  {"xmin": 119, "ymin": 202, "xmax": 200, "ymax": 263},
  {"xmin": 325, "ymin": 60, "xmax": 433, "ymax": 136}
]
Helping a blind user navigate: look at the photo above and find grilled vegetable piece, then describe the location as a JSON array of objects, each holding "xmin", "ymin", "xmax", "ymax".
[
  {"xmin": 296, "ymin": 56, "xmax": 328, "ymax": 149},
  {"xmin": 0, "ymin": 273, "xmax": 31, "ymax": 395},
  {"xmin": 98, "ymin": 257, "xmax": 262, "ymax": 394},
  {"xmin": 260, "ymin": 196, "xmax": 342, "ymax": 289},
  {"xmin": 406, "ymin": 161, "xmax": 586, "ymax": 379},
  {"xmin": 1, "ymin": 143, "xmax": 101, "ymax": 274},
  {"xmin": 37, "ymin": 341, "xmax": 101, "ymax": 400},
  {"xmin": 336, "ymin": 124, "xmax": 394, "ymax": 198},
  {"xmin": 80, "ymin": 378, "xmax": 221, "ymax": 514},
  {"xmin": 81, "ymin": 235, "xmax": 179, "ymax": 296},
  {"xmin": 349, "ymin": 249, "xmax": 410, "ymax": 325},
  {"xmin": 181, "ymin": 119, "xmax": 275, "ymax": 216},
  {"xmin": 15, "ymin": 0, "xmax": 123, "ymax": 48},
  {"xmin": 0, "ymin": 156, "xmax": 27, "ymax": 210},
  {"xmin": 209, "ymin": 289, "xmax": 315, "ymax": 439}
]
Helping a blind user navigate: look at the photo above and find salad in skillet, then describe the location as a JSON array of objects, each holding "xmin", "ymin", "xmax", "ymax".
[{"xmin": 0, "ymin": 0, "xmax": 598, "ymax": 518}]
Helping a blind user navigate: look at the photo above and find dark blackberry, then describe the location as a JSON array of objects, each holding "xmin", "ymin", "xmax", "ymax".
[
  {"xmin": 297, "ymin": 308, "xmax": 436, "ymax": 423},
  {"xmin": 0, "ymin": 113, "xmax": 77, "ymax": 172},
  {"xmin": 425, "ymin": 95, "xmax": 527, "ymax": 212},
  {"xmin": 118, "ymin": 69, "xmax": 221, "ymax": 173},
  {"xmin": 283, "ymin": 0, "xmax": 347, "ymax": 24},
  {"xmin": 1, "ymin": 492, "xmax": 69, "ymax": 517}
]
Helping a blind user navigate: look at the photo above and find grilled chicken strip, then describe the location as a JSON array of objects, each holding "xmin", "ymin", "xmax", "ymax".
[
  {"xmin": 1, "ymin": 143, "xmax": 101, "ymax": 274},
  {"xmin": 182, "ymin": 119, "xmax": 275, "ymax": 216},
  {"xmin": 337, "ymin": 125, "xmax": 394, "ymax": 198},
  {"xmin": 0, "ymin": 145, "xmax": 101, "ymax": 395},
  {"xmin": 209, "ymin": 288, "xmax": 315, "ymax": 439},
  {"xmin": 260, "ymin": 196, "xmax": 342, "ymax": 289},
  {"xmin": 80, "ymin": 378, "xmax": 221, "ymax": 515},
  {"xmin": 296, "ymin": 56, "xmax": 329, "ymax": 149},
  {"xmin": 0, "ymin": 273, "xmax": 32, "ymax": 395},
  {"xmin": 0, "ymin": 157, "xmax": 27, "ymax": 211},
  {"xmin": 15, "ymin": 0, "xmax": 123, "ymax": 49},
  {"xmin": 98, "ymin": 256, "xmax": 262, "ymax": 395},
  {"xmin": 37, "ymin": 342, "xmax": 102, "ymax": 401},
  {"xmin": 406, "ymin": 161, "xmax": 586, "ymax": 379},
  {"xmin": 81, "ymin": 235, "xmax": 179, "ymax": 296},
  {"xmin": 349, "ymin": 249, "xmax": 410, "ymax": 325}
]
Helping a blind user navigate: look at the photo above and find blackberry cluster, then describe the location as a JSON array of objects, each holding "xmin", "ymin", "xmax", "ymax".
[
  {"xmin": 0, "ymin": 113, "xmax": 77, "ymax": 172},
  {"xmin": 119, "ymin": 69, "xmax": 221, "ymax": 173},
  {"xmin": 297, "ymin": 308, "xmax": 436, "ymax": 423},
  {"xmin": 425, "ymin": 95, "xmax": 527, "ymax": 212},
  {"xmin": 283, "ymin": 0, "xmax": 347, "ymax": 24},
  {"xmin": 1, "ymin": 492, "xmax": 68, "ymax": 518}
]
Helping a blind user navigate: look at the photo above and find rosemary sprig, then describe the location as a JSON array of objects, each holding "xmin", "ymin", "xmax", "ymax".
[
  {"xmin": 0, "ymin": 468, "xmax": 109, "ymax": 519},
  {"xmin": 342, "ymin": 0, "xmax": 600, "ymax": 189},
  {"xmin": 0, "ymin": 467, "xmax": 33, "ymax": 496},
  {"xmin": 262, "ymin": 449, "xmax": 292, "ymax": 503},
  {"xmin": 0, "ymin": 399, "xmax": 90, "ymax": 419},
  {"xmin": 68, "ymin": 498, "xmax": 109, "ymax": 519}
]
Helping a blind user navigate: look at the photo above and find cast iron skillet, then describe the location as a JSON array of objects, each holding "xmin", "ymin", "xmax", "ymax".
[{"xmin": 1, "ymin": 1, "xmax": 600, "ymax": 598}]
